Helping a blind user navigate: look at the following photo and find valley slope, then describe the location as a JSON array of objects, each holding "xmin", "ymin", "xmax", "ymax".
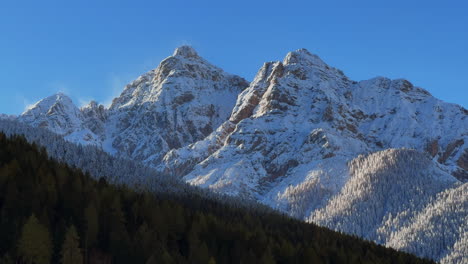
[{"xmin": 6, "ymin": 46, "xmax": 467, "ymax": 263}]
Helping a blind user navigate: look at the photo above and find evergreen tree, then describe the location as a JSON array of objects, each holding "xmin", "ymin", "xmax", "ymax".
[
  {"xmin": 190, "ymin": 241, "xmax": 210, "ymax": 264},
  {"xmin": 84, "ymin": 203, "xmax": 99, "ymax": 248},
  {"xmin": 0, "ymin": 253, "xmax": 13, "ymax": 264},
  {"xmin": 146, "ymin": 248, "xmax": 174, "ymax": 264},
  {"xmin": 17, "ymin": 214, "xmax": 53, "ymax": 264},
  {"xmin": 60, "ymin": 225, "xmax": 83, "ymax": 264},
  {"xmin": 0, "ymin": 132, "xmax": 436, "ymax": 264},
  {"xmin": 108, "ymin": 196, "xmax": 131, "ymax": 263}
]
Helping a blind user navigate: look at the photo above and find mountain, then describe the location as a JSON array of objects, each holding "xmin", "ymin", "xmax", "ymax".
[
  {"xmin": 9, "ymin": 46, "xmax": 468, "ymax": 263},
  {"xmin": 0, "ymin": 133, "xmax": 434, "ymax": 264},
  {"xmin": 18, "ymin": 46, "xmax": 248, "ymax": 165},
  {"xmin": 164, "ymin": 49, "xmax": 466, "ymax": 184},
  {"xmin": 310, "ymin": 149, "xmax": 466, "ymax": 262},
  {"xmin": 20, "ymin": 93, "xmax": 82, "ymax": 134},
  {"xmin": 0, "ymin": 114, "xmax": 15, "ymax": 120},
  {"xmin": 105, "ymin": 46, "xmax": 248, "ymax": 164},
  {"xmin": 19, "ymin": 93, "xmax": 102, "ymax": 146}
]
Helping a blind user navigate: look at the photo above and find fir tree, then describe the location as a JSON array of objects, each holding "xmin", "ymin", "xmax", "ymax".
[
  {"xmin": 60, "ymin": 225, "xmax": 83, "ymax": 264},
  {"xmin": 84, "ymin": 203, "xmax": 99, "ymax": 248},
  {"xmin": 17, "ymin": 214, "xmax": 53, "ymax": 264}
]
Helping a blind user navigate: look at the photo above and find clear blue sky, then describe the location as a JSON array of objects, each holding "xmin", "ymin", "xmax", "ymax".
[{"xmin": 1, "ymin": 0, "xmax": 467, "ymax": 114}]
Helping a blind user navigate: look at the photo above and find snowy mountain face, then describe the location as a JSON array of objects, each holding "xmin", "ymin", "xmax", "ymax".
[
  {"xmin": 165, "ymin": 49, "xmax": 467, "ymax": 185},
  {"xmin": 310, "ymin": 149, "xmax": 466, "ymax": 262},
  {"xmin": 106, "ymin": 46, "xmax": 248, "ymax": 163},
  {"xmin": 18, "ymin": 46, "xmax": 248, "ymax": 164},
  {"xmin": 0, "ymin": 114, "xmax": 16, "ymax": 120},
  {"xmin": 11, "ymin": 47, "xmax": 468, "ymax": 263},
  {"xmin": 18, "ymin": 93, "xmax": 102, "ymax": 145},
  {"xmin": 19, "ymin": 93, "xmax": 83, "ymax": 135}
]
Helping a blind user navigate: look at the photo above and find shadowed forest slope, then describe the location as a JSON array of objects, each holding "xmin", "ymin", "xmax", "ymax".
[{"xmin": 0, "ymin": 133, "xmax": 434, "ymax": 264}]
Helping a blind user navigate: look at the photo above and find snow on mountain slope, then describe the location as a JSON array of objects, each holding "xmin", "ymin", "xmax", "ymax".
[
  {"xmin": 309, "ymin": 149, "xmax": 465, "ymax": 262},
  {"xmin": 19, "ymin": 93, "xmax": 82, "ymax": 134},
  {"xmin": 81, "ymin": 100, "xmax": 107, "ymax": 139},
  {"xmin": 0, "ymin": 114, "xmax": 16, "ymax": 120},
  {"xmin": 17, "ymin": 46, "xmax": 249, "ymax": 163},
  {"xmin": 102, "ymin": 46, "xmax": 248, "ymax": 163},
  {"xmin": 163, "ymin": 49, "xmax": 466, "ymax": 189},
  {"xmin": 11, "ymin": 47, "xmax": 468, "ymax": 263},
  {"xmin": 441, "ymin": 228, "xmax": 468, "ymax": 264},
  {"xmin": 18, "ymin": 93, "xmax": 101, "ymax": 145},
  {"xmin": 387, "ymin": 182, "xmax": 467, "ymax": 262},
  {"xmin": 158, "ymin": 49, "xmax": 467, "ymax": 262},
  {"xmin": 311, "ymin": 149, "xmax": 456, "ymax": 241}
]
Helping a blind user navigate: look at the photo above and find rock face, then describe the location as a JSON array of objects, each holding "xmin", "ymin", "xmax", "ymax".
[
  {"xmin": 163, "ymin": 49, "xmax": 467, "ymax": 187},
  {"xmin": 157, "ymin": 49, "xmax": 467, "ymax": 263},
  {"xmin": 18, "ymin": 93, "xmax": 102, "ymax": 145},
  {"xmin": 20, "ymin": 93, "xmax": 83, "ymax": 135},
  {"xmin": 0, "ymin": 114, "xmax": 16, "ymax": 120},
  {"xmin": 106, "ymin": 46, "xmax": 248, "ymax": 163},
  {"xmin": 13, "ymin": 47, "xmax": 468, "ymax": 263},
  {"xmin": 18, "ymin": 46, "xmax": 248, "ymax": 163},
  {"xmin": 457, "ymin": 149, "xmax": 468, "ymax": 170}
]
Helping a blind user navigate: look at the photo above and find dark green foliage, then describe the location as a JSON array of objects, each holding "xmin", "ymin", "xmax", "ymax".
[
  {"xmin": 0, "ymin": 133, "xmax": 435, "ymax": 264},
  {"xmin": 61, "ymin": 225, "xmax": 83, "ymax": 264},
  {"xmin": 17, "ymin": 214, "xmax": 53, "ymax": 264}
]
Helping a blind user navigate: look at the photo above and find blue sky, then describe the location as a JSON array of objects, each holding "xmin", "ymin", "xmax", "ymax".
[{"xmin": 0, "ymin": 0, "xmax": 466, "ymax": 114}]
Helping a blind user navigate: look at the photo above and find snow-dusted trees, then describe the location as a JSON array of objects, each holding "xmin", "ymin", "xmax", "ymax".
[
  {"xmin": 0, "ymin": 119, "xmax": 179, "ymax": 193},
  {"xmin": 1, "ymin": 120, "xmax": 465, "ymax": 263},
  {"xmin": 308, "ymin": 149, "xmax": 465, "ymax": 263},
  {"xmin": 0, "ymin": 133, "xmax": 433, "ymax": 263}
]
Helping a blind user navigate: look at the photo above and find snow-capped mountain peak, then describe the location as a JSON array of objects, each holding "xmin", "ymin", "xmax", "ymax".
[
  {"xmin": 19, "ymin": 93, "xmax": 83, "ymax": 135},
  {"xmin": 109, "ymin": 46, "xmax": 247, "ymax": 110},
  {"xmin": 97, "ymin": 46, "xmax": 249, "ymax": 163},
  {"xmin": 283, "ymin": 48, "xmax": 328, "ymax": 68},
  {"xmin": 172, "ymin": 45, "xmax": 200, "ymax": 58},
  {"xmin": 81, "ymin": 100, "xmax": 99, "ymax": 110},
  {"xmin": 10, "ymin": 47, "xmax": 468, "ymax": 263},
  {"xmin": 22, "ymin": 92, "xmax": 73, "ymax": 115}
]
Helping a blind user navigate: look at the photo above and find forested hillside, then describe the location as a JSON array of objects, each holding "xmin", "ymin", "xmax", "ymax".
[
  {"xmin": 0, "ymin": 119, "xmax": 175, "ymax": 192},
  {"xmin": 0, "ymin": 133, "xmax": 434, "ymax": 264},
  {"xmin": 7, "ymin": 46, "xmax": 467, "ymax": 263}
]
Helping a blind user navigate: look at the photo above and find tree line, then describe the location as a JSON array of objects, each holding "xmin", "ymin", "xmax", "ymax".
[{"xmin": 0, "ymin": 133, "xmax": 434, "ymax": 263}]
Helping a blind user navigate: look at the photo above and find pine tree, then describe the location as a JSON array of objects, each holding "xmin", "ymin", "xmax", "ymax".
[
  {"xmin": 84, "ymin": 203, "xmax": 99, "ymax": 248},
  {"xmin": 190, "ymin": 241, "xmax": 210, "ymax": 264},
  {"xmin": 0, "ymin": 131, "xmax": 438, "ymax": 264},
  {"xmin": 0, "ymin": 253, "xmax": 13, "ymax": 264},
  {"xmin": 17, "ymin": 214, "xmax": 53, "ymax": 264},
  {"xmin": 146, "ymin": 248, "xmax": 174, "ymax": 264},
  {"xmin": 108, "ymin": 196, "xmax": 131, "ymax": 262},
  {"xmin": 60, "ymin": 225, "xmax": 83, "ymax": 264}
]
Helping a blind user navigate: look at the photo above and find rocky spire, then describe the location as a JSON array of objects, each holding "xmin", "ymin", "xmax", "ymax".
[{"xmin": 172, "ymin": 45, "xmax": 199, "ymax": 58}]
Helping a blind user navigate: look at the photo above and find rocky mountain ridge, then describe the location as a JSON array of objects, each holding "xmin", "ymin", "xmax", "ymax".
[
  {"xmin": 17, "ymin": 47, "xmax": 467, "ymax": 181},
  {"xmin": 19, "ymin": 46, "xmax": 249, "ymax": 164},
  {"xmin": 10, "ymin": 46, "xmax": 468, "ymax": 263}
]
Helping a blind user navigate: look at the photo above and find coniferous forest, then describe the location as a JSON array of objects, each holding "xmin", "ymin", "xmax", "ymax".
[{"xmin": 0, "ymin": 133, "xmax": 435, "ymax": 264}]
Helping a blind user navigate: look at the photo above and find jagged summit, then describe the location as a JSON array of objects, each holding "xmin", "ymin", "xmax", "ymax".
[
  {"xmin": 110, "ymin": 46, "xmax": 247, "ymax": 111},
  {"xmin": 172, "ymin": 45, "xmax": 199, "ymax": 58},
  {"xmin": 81, "ymin": 100, "xmax": 99, "ymax": 110},
  {"xmin": 18, "ymin": 92, "xmax": 86, "ymax": 137},
  {"xmin": 7, "ymin": 47, "xmax": 468, "ymax": 263},
  {"xmin": 283, "ymin": 48, "xmax": 328, "ymax": 68},
  {"xmin": 99, "ymin": 46, "xmax": 249, "ymax": 163},
  {"xmin": 22, "ymin": 92, "xmax": 75, "ymax": 115},
  {"xmin": 0, "ymin": 113, "xmax": 16, "ymax": 120}
]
